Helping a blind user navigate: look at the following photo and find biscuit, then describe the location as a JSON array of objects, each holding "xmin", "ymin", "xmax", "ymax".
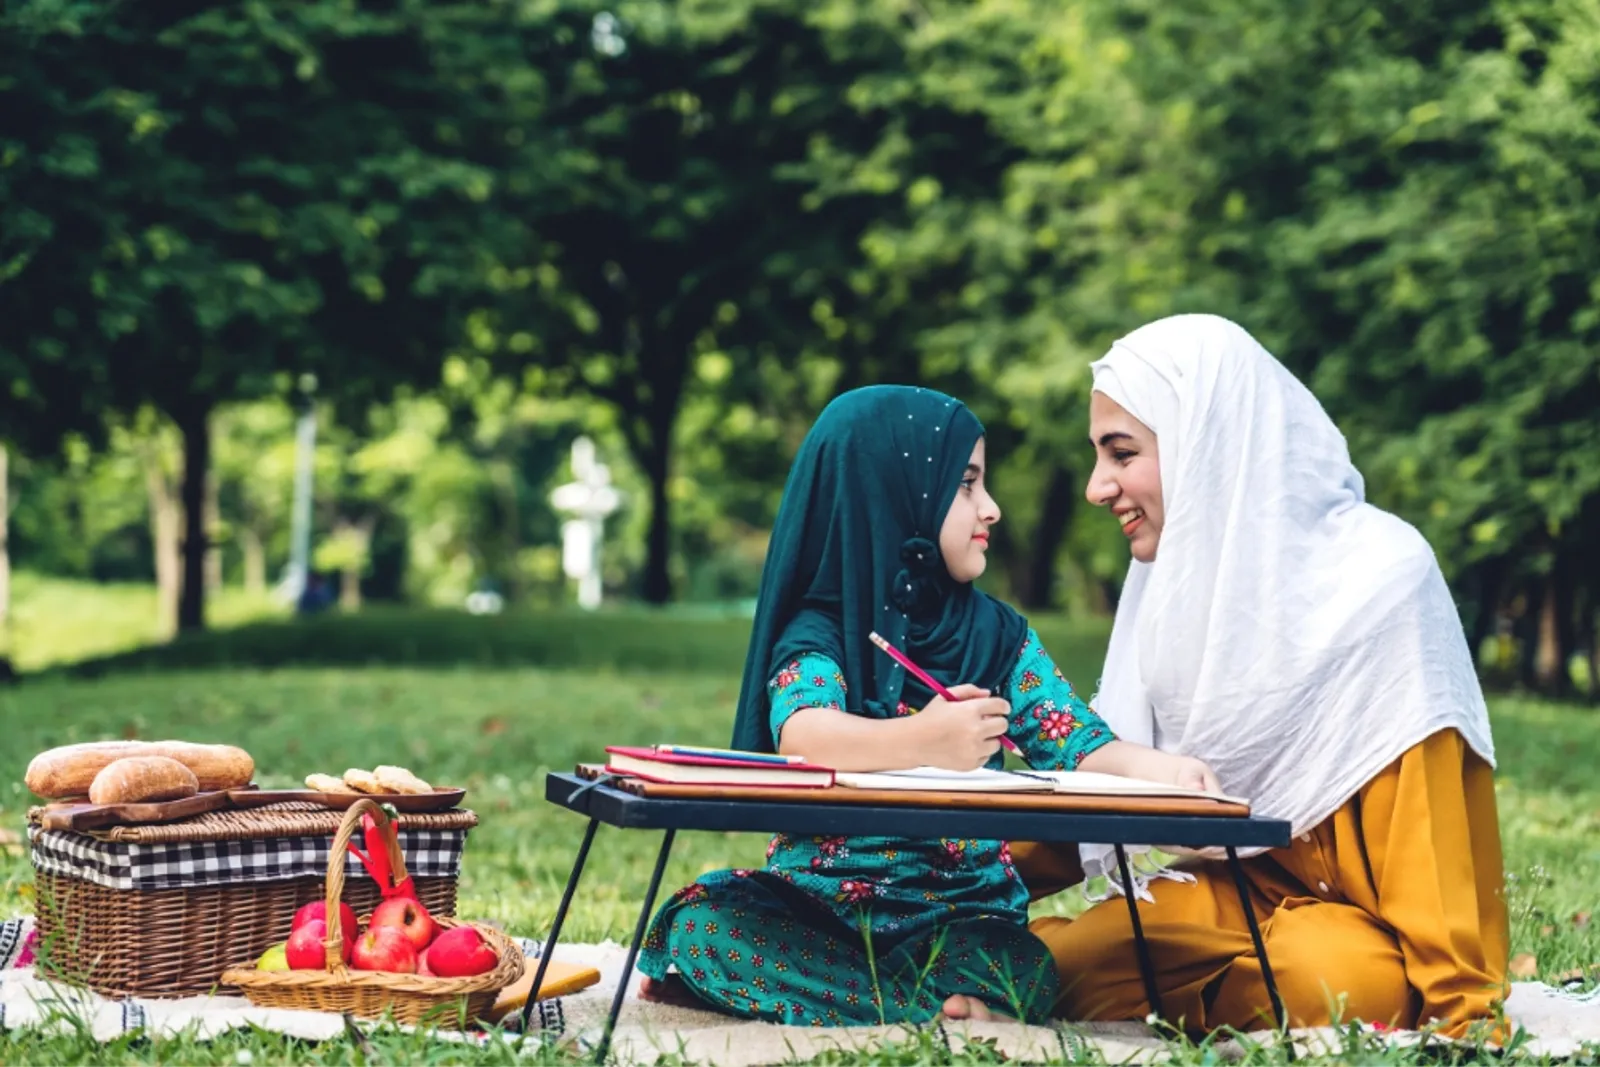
[
  {"xmin": 306, "ymin": 773, "xmax": 359, "ymax": 794},
  {"xmin": 342, "ymin": 768, "xmax": 384, "ymax": 794},
  {"xmin": 374, "ymin": 765, "xmax": 433, "ymax": 795}
]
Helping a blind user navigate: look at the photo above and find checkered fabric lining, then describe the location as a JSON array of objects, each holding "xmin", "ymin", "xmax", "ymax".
[{"xmin": 28, "ymin": 827, "xmax": 468, "ymax": 891}]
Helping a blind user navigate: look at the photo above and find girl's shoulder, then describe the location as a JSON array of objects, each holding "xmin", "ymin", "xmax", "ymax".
[
  {"xmin": 768, "ymin": 649, "xmax": 842, "ymax": 687},
  {"xmin": 1010, "ymin": 627, "xmax": 1074, "ymax": 681}
]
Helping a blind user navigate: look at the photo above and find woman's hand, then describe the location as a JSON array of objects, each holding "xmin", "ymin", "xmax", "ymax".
[
  {"xmin": 1079, "ymin": 741, "xmax": 1223, "ymax": 793},
  {"xmin": 909, "ymin": 685, "xmax": 1012, "ymax": 770}
]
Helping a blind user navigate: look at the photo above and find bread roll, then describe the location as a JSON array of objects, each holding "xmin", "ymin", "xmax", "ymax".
[
  {"xmin": 25, "ymin": 741, "xmax": 254, "ymax": 798},
  {"xmin": 375, "ymin": 765, "xmax": 432, "ymax": 794},
  {"xmin": 305, "ymin": 773, "xmax": 359, "ymax": 794},
  {"xmin": 343, "ymin": 768, "xmax": 384, "ymax": 794},
  {"xmin": 88, "ymin": 756, "xmax": 199, "ymax": 805}
]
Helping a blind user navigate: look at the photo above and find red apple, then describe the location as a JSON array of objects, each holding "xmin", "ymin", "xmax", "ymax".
[
  {"xmin": 417, "ymin": 945, "xmax": 435, "ymax": 977},
  {"xmin": 285, "ymin": 918, "xmax": 350, "ymax": 970},
  {"xmin": 292, "ymin": 899, "xmax": 358, "ymax": 941},
  {"xmin": 425, "ymin": 926, "xmax": 497, "ymax": 977},
  {"xmin": 350, "ymin": 925, "xmax": 418, "ymax": 974},
  {"xmin": 368, "ymin": 896, "xmax": 437, "ymax": 953}
]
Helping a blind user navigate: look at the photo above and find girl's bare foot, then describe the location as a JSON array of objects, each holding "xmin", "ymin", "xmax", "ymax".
[
  {"xmin": 941, "ymin": 994, "xmax": 1012, "ymax": 1021},
  {"xmin": 638, "ymin": 974, "xmax": 703, "ymax": 1008}
]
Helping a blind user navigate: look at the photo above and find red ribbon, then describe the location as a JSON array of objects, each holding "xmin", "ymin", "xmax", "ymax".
[{"xmin": 342, "ymin": 810, "xmax": 419, "ymax": 901}]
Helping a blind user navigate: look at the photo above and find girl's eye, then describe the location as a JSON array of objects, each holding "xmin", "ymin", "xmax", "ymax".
[
  {"xmin": 961, "ymin": 477, "xmax": 977, "ymax": 490},
  {"xmin": 1113, "ymin": 450, "xmax": 1135, "ymax": 463}
]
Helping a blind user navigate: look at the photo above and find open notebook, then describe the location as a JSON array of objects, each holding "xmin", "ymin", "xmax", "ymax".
[{"xmin": 833, "ymin": 766, "xmax": 1249, "ymax": 807}]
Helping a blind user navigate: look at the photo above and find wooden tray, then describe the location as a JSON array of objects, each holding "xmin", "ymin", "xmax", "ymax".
[
  {"xmin": 227, "ymin": 786, "xmax": 466, "ymax": 813},
  {"xmin": 576, "ymin": 766, "xmax": 1249, "ymax": 817},
  {"xmin": 37, "ymin": 788, "xmax": 240, "ymax": 832}
]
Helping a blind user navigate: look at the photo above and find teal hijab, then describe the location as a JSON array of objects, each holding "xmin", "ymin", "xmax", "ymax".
[{"xmin": 730, "ymin": 386, "xmax": 1029, "ymax": 753}]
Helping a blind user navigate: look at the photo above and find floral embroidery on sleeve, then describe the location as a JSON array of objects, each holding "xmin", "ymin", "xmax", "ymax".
[
  {"xmin": 1006, "ymin": 628, "xmax": 1114, "ymax": 770},
  {"xmin": 768, "ymin": 650, "xmax": 849, "ymax": 747}
]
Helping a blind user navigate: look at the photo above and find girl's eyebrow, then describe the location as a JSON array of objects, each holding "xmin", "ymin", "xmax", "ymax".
[
  {"xmin": 1095, "ymin": 431, "xmax": 1134, "ymax": 447},
  {"xmin": 965, "ymin": 463, "xmax": 983, "ymax": 476}
]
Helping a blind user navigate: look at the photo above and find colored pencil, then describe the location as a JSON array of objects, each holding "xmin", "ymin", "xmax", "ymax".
[
  {"xmin": 867, "ymin": 631, "xmax": 1028, "ymax": 760},
  {"xmin": 654, "ymin": 745, "xmax": 806, "ymax": 765}
]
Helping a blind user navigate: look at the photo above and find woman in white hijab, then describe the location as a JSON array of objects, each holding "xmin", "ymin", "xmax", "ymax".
[{"xmin": 1012, "ymin": 314, "xmax": 1508, "ymax": 1038}]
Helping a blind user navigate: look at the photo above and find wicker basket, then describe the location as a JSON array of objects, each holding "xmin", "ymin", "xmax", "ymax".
[
  {"xmin": 220, "ymin": 799, "xmax": 523, "ymax": 1025},
  {"xmin": 29, "ymin": 802, "xmax": 472, "ymax": 998}
]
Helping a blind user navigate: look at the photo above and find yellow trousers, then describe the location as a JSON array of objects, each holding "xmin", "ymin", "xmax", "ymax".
[{"xmin": 1014, "ymin": 729, "xmax": 1509, "ymax": 1038}]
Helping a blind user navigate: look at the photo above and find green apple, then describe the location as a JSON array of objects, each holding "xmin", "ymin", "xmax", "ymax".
[{"xmin": 255, "ymin": 942, "xmax": 289, "ymax": 972}]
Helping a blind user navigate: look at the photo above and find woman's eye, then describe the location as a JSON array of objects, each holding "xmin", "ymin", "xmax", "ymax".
[
  {"xmin": 960, "ymin": 478, "xmax": 976, "ymax": 490},
  {"xmin": 1113, "ymin": 450, "xmax": 1135, "ymax": 463}
]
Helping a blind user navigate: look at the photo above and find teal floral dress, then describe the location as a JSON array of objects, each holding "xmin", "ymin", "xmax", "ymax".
[{"xmin": 637, "ymin": 629, "xmax": 1113, "ymax": 1025}]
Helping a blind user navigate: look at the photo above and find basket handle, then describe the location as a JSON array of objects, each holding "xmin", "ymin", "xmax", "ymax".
[{"xmin": 322, "ymin": 798, "xmax": 411, "ymax": 972}]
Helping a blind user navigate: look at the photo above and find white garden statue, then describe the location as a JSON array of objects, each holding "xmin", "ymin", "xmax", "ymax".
[{"xmin": 550, "ymin": 436, "xmax": 622, "ymax": 610}]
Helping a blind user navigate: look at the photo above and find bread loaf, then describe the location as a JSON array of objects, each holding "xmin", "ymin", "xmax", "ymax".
[
  {"xmin": 25, "ymin": 741, "xmax": 254, "ymax": 798},
  {"xmin": 88, "ymin": 756, "xmax": 199, "ymax": 805}
]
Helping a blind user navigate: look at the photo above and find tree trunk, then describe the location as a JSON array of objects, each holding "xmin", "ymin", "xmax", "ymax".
[
  {"xmin": 239, "ymin": 527, "xmax": 267, "ymax": 594},
  {"xmin": 139, "ymin": 436, "xmax": 182, "ymax": 640},
  {"xmin": 1465, "ymin": 558, "xmax": 1505, "ymax": 666},
  {"xmin": 640, "ymin": 433, "xmax": 673, "ymax": 604},
  {"xmin": 633, "ymin": 335, "xmax": 685, "ymax": 606},
  {"xmin": 335, "ymin": 516, "xmax": 375, "ymax": 611},
  {"xmin": 340, "ymin": 561, "xmax": 363, "ymax": 611},
  {"xmin": 1018, "ymin": 465, "xmax": 1077, "ymax": 610},
  {"xmin": 204, "ymin": 468, "xmax": 223, "ymax": 592},
  {"xmin": 0, "ymin": 443, "xmax": 10, "ymax": 654},
  {"xmin": 1532, "ymin": 571, "xmax": 1567, "ymax": 695},
  {"xmin": 176, "ymin": 404, "xmax": 212, "ymax": 632}
]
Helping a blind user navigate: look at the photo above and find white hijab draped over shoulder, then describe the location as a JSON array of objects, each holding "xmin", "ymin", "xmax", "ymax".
[{"xmin": 1080, "ymin": 314, "xmax": 1495, "ymax": 888}]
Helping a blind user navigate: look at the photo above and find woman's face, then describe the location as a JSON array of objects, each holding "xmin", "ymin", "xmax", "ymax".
[
  {"xmin": 1086, "ymin": 391, "xmax": 1164, "ymax": 563},
  {"xmin": 939, "ymin": 437, "xmax": 1001, "ymax": 582}
]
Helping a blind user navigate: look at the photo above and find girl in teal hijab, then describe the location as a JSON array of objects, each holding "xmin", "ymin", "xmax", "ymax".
[{"xmin": 637, "ymin": 386, "xmax": 1216, "ymax": 1024}]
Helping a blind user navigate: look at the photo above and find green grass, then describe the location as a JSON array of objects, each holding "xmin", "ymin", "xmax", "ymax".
[
  {"xmin": 2, "ymin": 609, "xmax": 1597, "ymax": 1064},
  {"xmin": 7, "ymin": 572, "xmax": 282, "ymax": 673}
]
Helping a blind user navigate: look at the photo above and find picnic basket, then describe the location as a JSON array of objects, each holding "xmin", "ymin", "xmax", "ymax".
[
  {"xmin": 29, "ymin": 801, "xmax": 473, "ymax": 998},
  {"xmin": 219, "ymin": 798, "xmax": 523, "ymax": 1024}
]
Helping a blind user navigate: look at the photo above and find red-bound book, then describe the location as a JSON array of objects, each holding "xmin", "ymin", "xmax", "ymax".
[{"xmin": 603, "ymin": 746, "xmax": 835, "ymax": 788}]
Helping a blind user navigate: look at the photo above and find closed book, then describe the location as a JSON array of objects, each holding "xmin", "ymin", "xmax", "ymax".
[{"xmin": 603, "ymin": 746, "xmax": 835, "ymax": 788}]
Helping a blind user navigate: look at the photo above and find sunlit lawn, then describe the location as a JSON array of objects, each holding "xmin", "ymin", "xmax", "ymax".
[{"xmin": 1, "ymin": 606, "xmax": 1596, "ymax": 1063}]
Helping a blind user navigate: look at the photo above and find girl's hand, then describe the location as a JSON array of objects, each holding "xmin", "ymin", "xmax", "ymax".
[{"xmin": 911, "ymin": 684, "xmax": 1012, "ymax": 770}]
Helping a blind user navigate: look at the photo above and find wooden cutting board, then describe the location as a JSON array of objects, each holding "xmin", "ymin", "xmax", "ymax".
[{"xmin": 36, "ymin": 788, "xmax": 241, "ymax": 832}]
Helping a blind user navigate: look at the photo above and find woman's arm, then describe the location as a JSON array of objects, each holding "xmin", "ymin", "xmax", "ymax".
[{"xmin": 1078, "ymin": 739, "xmax": 1220, "ymax": 792}]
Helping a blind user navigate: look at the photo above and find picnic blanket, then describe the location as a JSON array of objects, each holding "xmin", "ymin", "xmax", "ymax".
[{"xmin": 3, "ymin": 917, "xmax": 1597, "ymax": 1062}]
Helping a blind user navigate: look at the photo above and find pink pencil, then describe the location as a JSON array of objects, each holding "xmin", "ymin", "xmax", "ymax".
[{"xmin": 867, "ymin": 631, "xmax": 1026, "ymax": 759}]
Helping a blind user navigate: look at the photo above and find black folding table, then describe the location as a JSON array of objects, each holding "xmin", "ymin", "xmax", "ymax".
[{"xmin": 524, "ymin": 772, "xmax": 1293, "ymax": 1062}]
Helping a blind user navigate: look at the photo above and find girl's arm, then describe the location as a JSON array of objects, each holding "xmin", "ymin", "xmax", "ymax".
[
  {"xmin": 1007, "ymin": 630, "xmax": 1221, "ymax": 791},
  {"xmin": 768, "ymin": 651, "xmax": 1011, "ymax": 771},
  {"xmin": 780, "ymin": 686, "xmax": 1007, "ymax": 771}
]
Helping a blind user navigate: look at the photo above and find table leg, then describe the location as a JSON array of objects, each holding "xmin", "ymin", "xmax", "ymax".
[
  {"xmin": 1225, "ymin": 847, "xmax": 1292, "ymax": 1054},
  {"xmin": 519, "ymin": 817, "xmax": 600, "ymax": 1034},
  {"xmin": 1114, "ymin": 844, "xmax": 1165, "ymax": 1023},
  {"xmin": 593, "ymin": 829, "xmax": 677, "ymax": 1065}
]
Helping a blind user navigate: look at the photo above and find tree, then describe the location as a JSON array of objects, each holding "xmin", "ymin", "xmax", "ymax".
[
  {"xmin": 1104, "ymin": 0, "xmax": 1600, "ymax": 693},
  {"xmin": 0, "ymin": 1, "xmax": 530, "ymax": 630},
  {"xmin": 466, "ymin": 0, "xmax": 985, "ymax": 602}
]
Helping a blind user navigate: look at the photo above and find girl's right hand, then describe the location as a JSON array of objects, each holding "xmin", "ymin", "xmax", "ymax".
[{"xmin": 913, "ymin": 684, "xmax": 1012, "ymax": 770}]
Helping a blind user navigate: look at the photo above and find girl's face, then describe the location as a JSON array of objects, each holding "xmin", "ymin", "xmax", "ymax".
[
  {"xmin": 939, "ymin": 438, "xmax": 1001, "ymax": 583},
  {"xmin": 1086, "ymin": 391, "xmax": 1164, "ymax": 563}
]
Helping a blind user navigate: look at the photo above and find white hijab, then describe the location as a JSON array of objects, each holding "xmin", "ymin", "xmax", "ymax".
[{"xmin": 1080, "ymin": 314, "xmax": 1495, "ymax": 886}]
